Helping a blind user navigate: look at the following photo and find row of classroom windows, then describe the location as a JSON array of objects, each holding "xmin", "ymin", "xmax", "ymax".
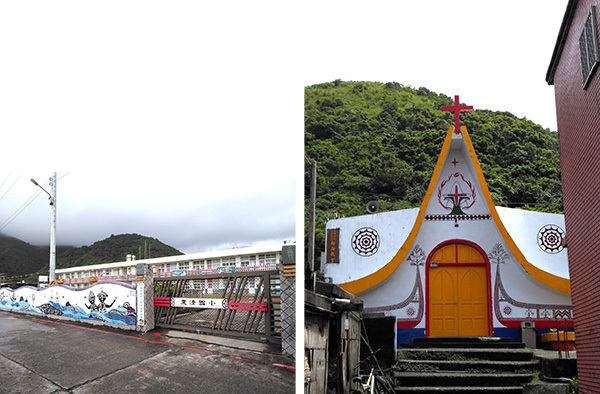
[{"xmin": 58, "ymin": 254, "xmax": 279, "ymax": 279}]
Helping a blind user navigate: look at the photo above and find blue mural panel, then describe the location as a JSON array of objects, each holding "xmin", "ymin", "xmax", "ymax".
[{"xmin": 0, "ymin": 281, "xmax": 137, "ymax": 326}]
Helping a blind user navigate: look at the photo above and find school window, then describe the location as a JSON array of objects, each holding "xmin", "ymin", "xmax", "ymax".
[
  {"xmin": 240, "ymin": 255, "xmax": 251, "ymax": 267},
  {"xmin": 222, "ymin": 257, "xmax": 235, "ymax": 267},
  {"xmin": 265, "ymin": 254, "xmax": 277, "ymax": 265},
  {"xmin": 580, "ymin": 6, "xmax": 600, "ymax": 88},
  {"xmin": 179, "ymin": 262, "xmax": 189, "ymax": 270},
  {"xmin": 206, "ymin": 260, "xmax": 213, "ymax": 269},
  {"xmin": 193, "ymin": 260, "xmax": 200, "ymax": 270}
]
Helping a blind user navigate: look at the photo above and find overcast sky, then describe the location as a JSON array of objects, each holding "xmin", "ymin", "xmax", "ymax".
[
  {"xmin": 0, "ymin": 1, "xmax": 567, "ymax": 254},
  {"xmin": 0, "ymin": 2, "xmax": 302, "ymax": 254},
  {"xmin": 300, "ymin": 1, "xmax": 567, "ymax": 131}
]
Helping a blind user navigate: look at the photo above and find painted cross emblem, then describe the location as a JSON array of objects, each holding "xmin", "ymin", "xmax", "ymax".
[
  {"xmin": 437, "ymin": 172, "xmax": 476, "ymax": 214},
  {"xmin": 442, "ymin": 95, "xmax": 473, "ymax": 134},
  {"xmin": 445, "ymin": 184, "xmax": 470, "ymax": 215}
]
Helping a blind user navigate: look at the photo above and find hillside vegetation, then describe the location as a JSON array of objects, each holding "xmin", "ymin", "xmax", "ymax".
[
  {"xmin": 57, "ymin": 233, "xmax": 183, "ymax": 268},
  {"xmin": 0, "ymin": 234, "xmax": 48, "ymax": 276},
  {"xmin": 305, "ymin": 80, "xmax": 563, "ymax": 259},
  {"xmin": 0, "ymin": 233, "xmax": 183, "ymax": 285}
]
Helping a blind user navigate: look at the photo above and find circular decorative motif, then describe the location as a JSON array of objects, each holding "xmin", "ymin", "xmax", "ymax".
[
  {"xmin": 503, "ymin": 306, "xmax": 512, "ymax": 316},
  {"xmin": 351, "ymin": 227, "xmax": 380, "ymax": 257},
  {"xmin": 406, "ymin": 307, "xmax": 416, "ymax": 316},
  {"xmin": 537, "ymin": 224, "xmax": 565, "ymax": 254}
]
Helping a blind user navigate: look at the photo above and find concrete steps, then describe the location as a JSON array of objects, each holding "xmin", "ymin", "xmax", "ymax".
[
  {"xmin": 405, "ymin": 337, "xmax": 526, "ymax": 349},
  {"xmin": 398, "ymin": 359, "xmax": 539, "ymax": 373},
  {"xmin": 392, "ymin": 337, "xmax": 538, "ymax": 393},
  {"xmin": 393, "ymin": 387, "xmax": 526, "ymax": 393}
]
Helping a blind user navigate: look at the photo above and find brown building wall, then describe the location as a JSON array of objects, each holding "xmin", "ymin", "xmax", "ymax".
[{"xmin": 552, "ymin": 1, "xmax": 600, "ymax": 392}]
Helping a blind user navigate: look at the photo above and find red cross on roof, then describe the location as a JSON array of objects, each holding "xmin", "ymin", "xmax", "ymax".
[{"xmin": 442, "ymin": 95, "xmax": 473, "ymax": 134}]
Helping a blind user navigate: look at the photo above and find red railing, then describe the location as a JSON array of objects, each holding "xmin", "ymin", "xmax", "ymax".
[
  {"xmin": 229, "ymin": 302, "xmax": 268, "ymax": 311},
  {"xmin": 154, "ymin": 297, "xmax": 172, "ymax": 307},
  {"xmin": 58, "ymin": 265, "xmax": 278, "ymax": 284}
]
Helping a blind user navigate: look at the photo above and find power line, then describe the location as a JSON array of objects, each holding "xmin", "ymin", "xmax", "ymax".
[
  {"xmin": 0, "ymin": 172, "xmax": 70, "ymax": 233},
  {"xmin": 0, "ymin": 173, "xmax": 22, "ymax": 203},
  {"xmin": 0, "ymin": 174, "xmax": 55, "ymax": 232},
  {"xmin": 0, "ymin": 173, "xmax": 12, "ymax": 194},
  {"xmin": 0, "ymin": 189, "xmax": 45, "ymax": 232}
]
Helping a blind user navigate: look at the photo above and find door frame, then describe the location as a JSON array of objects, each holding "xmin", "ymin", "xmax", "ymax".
[{"xmin": 425, "ymin": 239, "xmax": 493, "ymax": 337}]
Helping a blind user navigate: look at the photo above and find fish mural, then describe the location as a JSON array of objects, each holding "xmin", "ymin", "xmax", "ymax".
[
  {"xmin": 0, "ymin": 281, "xmax": 136, "ymax": 327},
  {"xmin": 38, "ymin": 303, "xmax": 63, "ymax": 316}
]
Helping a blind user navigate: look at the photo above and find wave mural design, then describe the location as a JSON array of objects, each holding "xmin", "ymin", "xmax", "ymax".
[{"xmin": 0, "ymin": 281, "xmax": 136, "ymax": 326}]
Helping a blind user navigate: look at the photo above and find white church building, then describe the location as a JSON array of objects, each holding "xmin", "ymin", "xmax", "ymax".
[{"xmin": 322, "ymin": 99, "xmax": 572, "ymax": 345}]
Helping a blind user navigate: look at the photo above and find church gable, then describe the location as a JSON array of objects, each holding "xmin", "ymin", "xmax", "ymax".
[
  {"xmin": 329, "ymin": 96, "xmax": 569, "ymax": 295},
  {"xmin": 423, "ymin": 135, "xmax": 492, "ymax": 222},
  {"xmin": 323, "ymin": 95, "xmax": 572, "ymax": 343}
]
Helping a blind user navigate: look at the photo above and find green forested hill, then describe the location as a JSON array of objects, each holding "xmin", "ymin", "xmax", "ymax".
[
  {"xmin": 0, "ymin": 233, "xmax": 183, "ymax": 285},
  {"xmin": 0, "ymin": 234, "xmax": 48, "ymax": 276},
  {"xmin": 57, "ymin": 233, "xmax": 183, "ymax": 268},
  {"xmin": 305, "ymin": 80, "xmax": 563, "ymax": 259}
]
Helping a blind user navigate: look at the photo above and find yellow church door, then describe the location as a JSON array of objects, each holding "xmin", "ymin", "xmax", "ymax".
[{"xmin": 427, "ymin": 242, "xmax": 491, "ymax": 337}]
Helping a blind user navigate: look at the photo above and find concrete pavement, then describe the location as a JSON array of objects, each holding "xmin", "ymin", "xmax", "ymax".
[{"xmin": 0, "ymin": 311, "xmax": 295, "ymax": 393}]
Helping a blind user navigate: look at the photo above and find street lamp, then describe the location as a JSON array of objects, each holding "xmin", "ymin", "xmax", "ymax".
[{"xmin": 31, "ymin": 173, "xmax": 57, "ymax": 283}]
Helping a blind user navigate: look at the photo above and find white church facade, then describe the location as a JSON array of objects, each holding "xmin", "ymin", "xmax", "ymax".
[{"xmin": 322, "ymin": 99, "xmax": 572, "ymax": 345}]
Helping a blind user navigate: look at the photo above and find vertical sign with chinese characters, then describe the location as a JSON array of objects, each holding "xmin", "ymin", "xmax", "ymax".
[
  {"xmin": 327, "ymin": 228, "xmax": 340, "ymax": 264},
  {"xmin": 136, "ymin": 275, "xmax": 145, "ymax": 326}
]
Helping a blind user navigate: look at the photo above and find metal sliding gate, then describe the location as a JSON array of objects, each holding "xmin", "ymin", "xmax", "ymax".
[{"xmin": 154, "ymin": 270, "xmax": 281, "ymax": 343}]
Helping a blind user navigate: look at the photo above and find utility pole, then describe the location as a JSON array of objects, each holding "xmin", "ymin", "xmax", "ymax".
[
  {"xmin": 49, "ymin": 172, "xmax": 56, "ymax": 283},
  {"xmin": 307, "ymin": 160, "xmax": 316, "ymax": 290},
  {"xmin": 31, "ymin": 172, "xmax": 57, "ymax": 283}
]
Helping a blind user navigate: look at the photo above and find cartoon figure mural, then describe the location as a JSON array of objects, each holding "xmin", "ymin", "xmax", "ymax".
[
  {"xmin": 85, "ymin": 291, "xmax": 99, "ymax": 312},
  {"xmin": 0, "ymin": 281, "xmax": 136, "ymax": 327},
  {"xmin": 96, "ymin": 290, "xmax": 116, "ymax": 312}
]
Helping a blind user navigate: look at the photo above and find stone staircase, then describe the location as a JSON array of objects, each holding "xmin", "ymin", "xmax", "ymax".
[{"xmin": 392, "ymin": 337, "xmax": 538, "ymax": 393}]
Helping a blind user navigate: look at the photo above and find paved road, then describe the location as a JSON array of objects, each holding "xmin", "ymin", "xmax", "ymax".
[{"xmin": 0, "ymin": 311, "xmax": 295, "ymax": 393}]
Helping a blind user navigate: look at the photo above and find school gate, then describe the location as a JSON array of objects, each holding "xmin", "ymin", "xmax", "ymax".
[{"xmin": 153, "ymin": 270, "xmax": 282, "ymax": 344}]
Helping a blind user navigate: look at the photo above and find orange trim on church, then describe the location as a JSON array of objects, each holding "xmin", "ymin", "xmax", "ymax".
[
  {"xmin": 338, "ymin": 126, "xmax": 455, "ymax": 295},
  {"xmin": 339, "ymin": 124, "xmax": 571, "ymax": 296},
  {"xmin": 461, "ymin": 126, "xmax": 570, "ymax": 295}
]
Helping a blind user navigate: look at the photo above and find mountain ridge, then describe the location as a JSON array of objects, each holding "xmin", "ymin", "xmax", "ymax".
[{"xmin": 0, "ymin": 233, "xmax": 183, "ymax": 283}]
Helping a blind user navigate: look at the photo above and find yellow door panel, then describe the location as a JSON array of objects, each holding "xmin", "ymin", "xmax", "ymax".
[
  {"xmin": 457, "ymin": 244, "xmax": 484, "ymax": 263},
  {"xmin": 429, "ymin": 268, "xmax": 458, "ymax": 337},
  {"xmin": 428, "ymin": 244, "xmax": 489, "ymax": 337},
  {"xmin": 434, "ymin": 245, "xmax": 456, "ymax": 264},
  {"xmin": 457, "ymin": 266, "xmax": 488, "ymax": 336}
]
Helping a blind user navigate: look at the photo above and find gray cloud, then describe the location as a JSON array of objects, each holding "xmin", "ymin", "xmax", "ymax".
[{"xmin": 1, "ymin": 173, "xmax": 296, "ymax": 254}]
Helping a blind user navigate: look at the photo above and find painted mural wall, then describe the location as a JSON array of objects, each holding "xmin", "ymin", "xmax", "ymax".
[{"xmin": 0, "ymin": 281, "xmax": 137, "ymax": 327}]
